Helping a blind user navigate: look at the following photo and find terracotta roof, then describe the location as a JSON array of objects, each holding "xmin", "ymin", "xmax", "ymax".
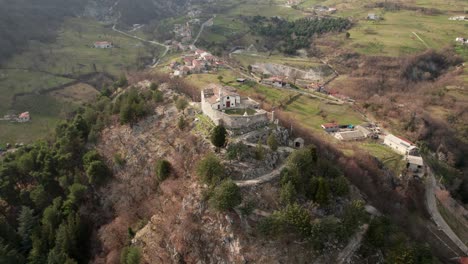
[
  {"xmin": 396, "ymin": 136, "xmax": 413, "ymax": 145},
  {"xmin": 19, "ymin": 112, "xmax": 29, "ymax": 119}
]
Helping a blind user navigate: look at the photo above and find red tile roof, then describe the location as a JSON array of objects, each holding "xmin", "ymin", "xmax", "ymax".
[
  {"xmin": 19, "ymin": 112, "xmax": 30, "ymax": 119},
  {"xmin": 396, "ymin": 136, "xmax": 413, "ymax": 145}
]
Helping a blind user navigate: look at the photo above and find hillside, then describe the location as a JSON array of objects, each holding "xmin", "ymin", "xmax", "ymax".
[{"xmin": 0, "ymin": 0, "xmax": 467, "ymax": 263}]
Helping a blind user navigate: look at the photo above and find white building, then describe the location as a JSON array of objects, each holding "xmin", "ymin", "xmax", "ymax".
[
  {"xmin": 406, "ymin": 155, "xmax": 424, "ymax": 173},
  {"xmin": 94, "ymin": 41, "xmax": 113, "ymax": 48},
  {"xmin": 202, "ymin": 84, "xmax": 241, "ymax": 110},
  {"xmin": 384, "ymin": 134, "xmax": 417, "ymax": 155}
]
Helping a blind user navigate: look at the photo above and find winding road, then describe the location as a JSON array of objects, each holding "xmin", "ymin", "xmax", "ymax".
[
  {"xmin": 111, "ymin": 24, "xmax": 170, "ymax": 68},
  {"xmin": 425, "ymin": 167, "xmax": 468, "ymax": 256}
]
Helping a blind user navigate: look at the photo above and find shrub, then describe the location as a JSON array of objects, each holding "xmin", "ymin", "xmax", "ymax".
[
  {"xmin": 280, "ymin": 180, "xmax": 296, "ymax": 205},
  {"xmin": 175, "ymin": 98, "xmax": 188, "ymax": 112},
  {"xmin": 210, "ymin": 180, "xmax": 242, "ymax": 211},
  {"xmin": 177, "ymin": 116, "xmax": 186, "ymax": 130},
  {"xmin": 153, "ymin": 90, "xmax": 163, "ymax": 102},
  {"xmin": 267, "ymin": 134, "xmax": 279, "ymax": 151},
  {"xmin": 155, "ymin": 159, "xmax": 171, "ymax": 182},
  {"xmin": 113, "ymin": 153, "xmax": 126, "ymax": 167},
  {"xmin": 255, "ymin": 139, "xmax": 265, "ymax": 160},
  {"xmin": 120, "ymin": 246, "xmax": 141, "ymax": 264},
  {"xmin": 196, "ymin": 154, "xmax": 225, "ymax": 186}
]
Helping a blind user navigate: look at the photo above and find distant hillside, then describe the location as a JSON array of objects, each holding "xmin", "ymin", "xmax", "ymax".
[
  {"xmin": 0, "ymin": 0, "xmax": 204, "ymax": 64},
  {"xmin": 0, "ymin": 0, "xmax": 86, "ymax": 64}
]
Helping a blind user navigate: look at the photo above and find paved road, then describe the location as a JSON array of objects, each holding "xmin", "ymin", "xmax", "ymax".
[
  {"xmin": 426, "ymin": 168, "xmax": 468, "ymax": 256},
  {"xmin": 335, "ymin": 224, "xmax": 369, "ymax": 264}
]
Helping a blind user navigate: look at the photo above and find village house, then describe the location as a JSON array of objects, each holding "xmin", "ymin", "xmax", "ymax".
[
  {"xmin": 94, "ymin": 41, "xmax": 113, "ymax": 48},
  {"xmin": 262, "ymin": 76, "xmax": 289, "ymax": 88},
  {"xmin": 384, "ymin": 134, "xmax": 418, "ymax": 155},
  {"xmin": 321, "ymin": 123, "xmax": 340, "ymax": 133},
  {"xmin": 201, "ymin": 84, "xmax": 268, "ymax": 130},
  {"xmin": 17, "ymin": 112, "xmax": 30, "ymax": 123}
]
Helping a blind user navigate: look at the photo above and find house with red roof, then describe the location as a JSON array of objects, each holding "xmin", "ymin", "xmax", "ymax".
[
  {"xmin": 17, "ymin": 112, "xmax": 30, "ymax": 123},
  {"xmin": 94, "ymin": 41, "xmax": 113, "ymax": 48},
  {"xmin": 321, "ymin": 123, "xmax": 339, "ymax": 133}
]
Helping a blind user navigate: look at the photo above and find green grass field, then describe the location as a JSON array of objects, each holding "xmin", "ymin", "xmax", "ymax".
[
  {"xmin": 0, "ymin": 17, "xmax": 160, "ymax": 145},
  {"xmin": 284, "ymin": 95, "xmax": 365, "ymax": 133}
]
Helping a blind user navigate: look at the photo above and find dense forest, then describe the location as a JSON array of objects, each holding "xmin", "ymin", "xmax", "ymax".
[{"xmin": 246, "ymin": 16, "xmax": 351, "ymax": 54}]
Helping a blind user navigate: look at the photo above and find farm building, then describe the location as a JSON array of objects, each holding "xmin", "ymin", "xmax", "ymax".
[
  {"xmin": 334, "ymin": 130, "xmax": 366, "ymax": 141},
  {"xmin": 321, "ymin": 123, "xmax": 339, "ymax": 133},
  {"xmin": 94, "ymin": 41, "xmax": 113, "ymax": 48},
  {"xmin": 406, "ymin": 155, "xmax": 424, "ymax": 173},
  {"xmin": 384, "ymin": 134, "xmax": 418, "ymax": 155}
]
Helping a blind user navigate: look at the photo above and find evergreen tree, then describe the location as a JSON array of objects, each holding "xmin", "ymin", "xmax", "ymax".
[
  {"xmin": 314, "ymin": 178, "xmax": 330, "ymax": 206},
  {"xmin": 210, "ymin": 125, "xmax": 227, "ymax": 148},
  {"xmin": 255, "ymin": 139, "xmax": 265, "ymax": 160},
  {"xmin": 280, "ymin": 180, "xmax": 296, "ymax": 205},
  {"xmin": 196, "ymin": 154, "xmax": 225, "ymax": 186},
  {"xmin": 85, "ymin": 161, "xmax": 110, "ymax": 185},
  {"xmin": 210, "ymin": 180, "xmax": 242, "ymax": 211},
  {"xmin": 17, "ymin": 206, "xmax": 36, "ymax": 252},
  {"xmin": 155, "ymin": 160, "xmax": 171, "ymax": 182}
]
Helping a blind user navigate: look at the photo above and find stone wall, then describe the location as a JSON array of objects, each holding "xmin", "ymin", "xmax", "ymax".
[{"xmin": 201, "ymin": 99, "xmax": 269, "ymax": 130}]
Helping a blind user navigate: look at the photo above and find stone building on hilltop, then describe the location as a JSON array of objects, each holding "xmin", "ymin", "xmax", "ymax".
[{"xmin": 201, "ymin": 84, "xmax": 268, "ymax": 130}]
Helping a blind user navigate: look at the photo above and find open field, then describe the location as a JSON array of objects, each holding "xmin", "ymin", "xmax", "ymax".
[
  {"xmin": 360, "ymin": 142, "xmax": 405, "ymax": 173},
  {"xmin": 0, "ymin": 17, "xmax": 159, "ymax": 144},
  {"xmin": 294, "ymin": 0, "xmax": 468, "ymax": 57},
  {"xmin": 284, "ymin": 95, "xmax": 365, "ymax": 133},
  {"xmin": 232, "ymin": 53, "xmax": 326, "ymax": 70}
]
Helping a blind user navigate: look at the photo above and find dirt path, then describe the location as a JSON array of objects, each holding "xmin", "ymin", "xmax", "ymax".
[
  {"xmin": 335, "ymin": 224, "xmax": 369, "ymax": 264},
  {"xmin": 192, "ymin": 15, "xmax": 216, "ymax": 46},
  {"xmin": 234, "ymin": 163, "xmax": 287, "ymax": 187},
  {"xmin": 412, "ymin": 32, "xmax": 430, "ymax": 49},
  {"xmin": 111, "ymin": 24, "xmax": 170, "ymax": 67},
  {"xmin": 426, "ymin": 168, "xmax": 468, "ymax": 256}
]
